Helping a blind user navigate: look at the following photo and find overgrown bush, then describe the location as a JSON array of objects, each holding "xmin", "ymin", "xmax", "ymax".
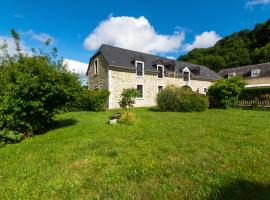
[
  {"xmin": 87, "ymin": 89, "xmax": 110, "ymax": 111},
  {"xmin": 156, "ymin": 85, "xmax": 209, "ymax": 112},
  {"xmin": 240, "ymin": 87, "xmax": 270, "ymax": 100},
  {"xmin": 118, "ymin": 111, "xmax": 138, "ymax": 125},
  {"xmin": 207, "ymin": 77, "xmax": 246, "ymax": 108},
  {"xmin": 119, "ymin": 88, "xmax": 138, "ymax": 109},
  {"xmin": 0, "ymin": 30, "xmax": 83, "ymax": 134},
  {"xmin": 0, "ymin": 129, "xmax": 22, "ymax": 146}
]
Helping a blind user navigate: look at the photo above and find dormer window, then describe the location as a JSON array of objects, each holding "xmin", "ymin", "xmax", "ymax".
[
  {"xmin": 94, "ymin": 59, "xmax": 98, "ymax": 74},
  {"xmin": 228, "ymin": 72, "xmax": 236, "ymax": 78},
  {"xmin": 251, "ymin": 69, "xmax": 260, "ymax": 77},
  {"xmin": 136, "ymin": 61, "xmax": 144, "ymax": 77},
  {"xmin": 157, "ymin": 65, "xmax": 164, "ymax": 78},
  {"xmin": 183, "ymin": 67, "xmax": 190, "ymax": 82}
]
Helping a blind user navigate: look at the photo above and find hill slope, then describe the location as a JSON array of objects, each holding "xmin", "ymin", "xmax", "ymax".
[{"xmin": 179, "ymin": 18, "xmax": 270, "ymax": 72}]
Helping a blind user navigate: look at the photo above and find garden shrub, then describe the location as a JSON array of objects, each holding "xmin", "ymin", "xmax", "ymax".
[
  {"xmin": 240, "ymin": 87, "xmax": 270, "ymax": 100},
  {"xmin": 207, "ymin": 77, "xmax": 246, "ymax": 108},
  {"xmin": 118, "ymin": 111, "xmax": 138, "ymax": 125},
  {"xmin": 0, "ymin": 129, "xmax": 22, "ymax": 145},
  {"xmin": 118, "ymin": 88, "xmax": 138, "ymax": 109},
  {"xmin": 156, "ymin": 85, "xmax": 209, "ymax": 112},
  {"xmin": 0, "ymin": 30, "xmax": 83, "ymax": 134},
  {"xmin": 87, "ymin": 89, "xmax": 110, "ymax": 111}
]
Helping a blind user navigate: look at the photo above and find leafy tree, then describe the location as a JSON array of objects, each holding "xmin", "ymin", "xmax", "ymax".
[
  {"xmin": 119, "ymin": 88, "xmax": 138, "ymax": 109},
  {"xmin": 0, "ymin": 30, "xmax": 82, "ymax": 134},
  {"xmin": 179, "ymin": 18, "xmax": 270, "ymax": 71},
  {"xmin": 207, "ymin": 77, "xmax": 246, "ymax": 108}
]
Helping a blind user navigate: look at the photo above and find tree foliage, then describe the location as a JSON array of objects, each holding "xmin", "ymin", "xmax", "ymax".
[
  {"xmin": 0, "ymin": 30, "xmax": 82, "ymax": 134},
  {"xmin": 179, "ymin": 18, "xmax": 270, "ymax": 71},
  {"xmin": 207, "ymin": 77, "xmax": 246, "ymax": 108},
  {"xmin": 156, "ymin": 85, "xmax": 209, "ymax": 112},
  {"xmin": 119, "ymin": 88, "xmax": 138, "ymax": 109}
]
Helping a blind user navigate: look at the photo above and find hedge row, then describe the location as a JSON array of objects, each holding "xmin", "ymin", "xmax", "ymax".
[{"xmin": 240, "ymin": 87, "xmax": 270, "ymax": 100}]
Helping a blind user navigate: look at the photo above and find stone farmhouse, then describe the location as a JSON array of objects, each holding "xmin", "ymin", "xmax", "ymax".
[
  {"xmin": 86, "ymin": 44, "xmax": 220, "ymax": 109},
  {"xmin": 218, "ymin": 62, "xmax": 270, "ymax": 88}
]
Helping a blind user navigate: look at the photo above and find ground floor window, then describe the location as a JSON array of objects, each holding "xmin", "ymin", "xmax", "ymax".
[
  {"xmin": 137, "ymin": 84, "xmax": 143, "ymax": 98},
  {"xmin": 196, "ymin": 88, "xmax": 199, "ymax": 93},
  {"xmin": 204, "ymin": 87, "xmax": 208, "ymax": 93},
  {"xmin": 158, "ymin": 86, "xmax": 163, "ymax": 92}
]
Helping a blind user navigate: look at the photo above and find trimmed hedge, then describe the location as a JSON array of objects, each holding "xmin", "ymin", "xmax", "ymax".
[
  {"xmin": 156, "ymin": 85, "xmax": 209, "ymax": 112},
  {"xmin": 240, "ymin": 87, "xmax": 270, "ymax": 100}
]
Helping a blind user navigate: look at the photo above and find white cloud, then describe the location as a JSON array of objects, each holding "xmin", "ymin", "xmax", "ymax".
[
  {"xmin": 166, "ymin": 56, "xmax": 176, "ymax": 60},
  {"xmin": 0, "ymin": 36, "xmax": 29, "ymax": 55},
  {"xmin": 246, "ymin": 0, "xmax": 270, "ymax": 8},
  {"xmin": 84, "ymin": 16, "xmax": 185, "ymax": 54},
  {"xmin": 22, "ymin": 29, "xmax": 55, "ymax": 44},
  {"xmin": 184, "ymin": 31, "xmax": 221, "ymax": 51},
  {"xmin": 63, "ymin": 59, "xmax": 88, "ymax": 84}
]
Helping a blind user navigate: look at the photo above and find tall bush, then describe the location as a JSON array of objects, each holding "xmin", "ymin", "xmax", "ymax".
[
  {"xmin": 118, "ymin": 88, "xmax": 138, "ymax": 109},
  {"xmin": 0, "ymin": 30, "xmax": 83, "ymax": 134},
  {"xmin": 207, "ymin": 76, "xmax": 246, "ymax": 108},
  {"xmin": 156, "ymin": 85, "xmax": 209, "ymax": 112}
]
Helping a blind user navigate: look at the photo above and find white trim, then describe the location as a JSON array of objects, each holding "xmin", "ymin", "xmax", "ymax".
[
  {"xmin": 135, "ymin": 61, "xmax": 144, "ymax": 77},
  {"xmin": 183, "ymin": 66, "xmax": 190, "ymax": 83},
  {"xmin": 108, "ymin": 69, "xmax": 112, "ymax": 109},
  {"xmin": 245, "ymin": 84, "xmax": 270, "ymax": 88},
  {"xmin": 136, "ymin": 83, "xmax": 144, "ymax": 100},
  {"xmin": 94, "ymin": 58, "xmax": 99, "ymax": 75},
  {"xmin": 157, "ymin": 65, "xmax": 164, "ymax": 79}
]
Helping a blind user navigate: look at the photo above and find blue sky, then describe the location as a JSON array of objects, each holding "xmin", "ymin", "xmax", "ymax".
[{"xmin": 1, "ymin": 0, "xmax": 270, "ymax": 82}]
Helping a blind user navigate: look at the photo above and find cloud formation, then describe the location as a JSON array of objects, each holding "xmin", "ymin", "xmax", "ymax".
[
  {"xmin": 184, "ymin": 31, "xmax": 221, "ymax": 51},
  {"xmin": 246, "ymin": 0, "xmax": 270, "ymax": 8},
  {"xmin": 22, "ymin": 29, "xmax": 55, "ymax": 44},
  {"xmin": 63, "ymin": 59, "xmax": 88, "ymax": 84},
  {"xmin": 84, "ymin": 16, "xmax": 185, "ymax": 54},
  {"xmin": 0, "ymin": 35, "xmax": 29, "ymax": 55}
]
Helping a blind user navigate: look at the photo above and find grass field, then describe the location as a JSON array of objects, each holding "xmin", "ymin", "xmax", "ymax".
[{"xmin": 0, "ymin": 108, "xmax": 270, "ymax": 199}]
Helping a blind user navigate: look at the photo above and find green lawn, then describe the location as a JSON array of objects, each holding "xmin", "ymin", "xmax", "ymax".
[{"xmin": 1, "ymin": 108, "xmax": 270, "ymax": 200}]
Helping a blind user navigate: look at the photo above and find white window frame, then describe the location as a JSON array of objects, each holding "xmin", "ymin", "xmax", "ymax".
[
  {"xmin": 183, "ymin": 67, "xmax": 190, "ymax": 82},
  {"xmin": 251, "ymin": 69, "xmax": 260, "ymax": 77},
  {"xmin": 94, "ymin": 58, "xmax": 99, "ymax": 75},
  {"xmin": 228, "ymin": 72, "xmax": 236, "ymax": 78},
  {"xmin": 157, "ymin": 85, "xmax": 164, "ymax": 93},
  {"xmin": 157, "ymin": 65, "xmax": 164, "ymax": 79},
  {"xmin": 136, "ymin": 84, "xmax": 144, "ymax": 99},
  {"xmin": 135, "ymin": 61, "xmax": 144, "ymax": 77},
  {"xmin": 204, "ymin": 87, "xmax": 208, "ymax": 93}
]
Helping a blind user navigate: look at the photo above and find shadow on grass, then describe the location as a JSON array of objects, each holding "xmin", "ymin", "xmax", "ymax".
[
  {"xmin": 147, "ymin": 107, "xmax": 160, "ymax": 112},
  {"xmin": 38, "ymin": 119, "xmax": 78, "ymax": 135},
  {"xmin": 208, "ymin": 180, "xmax": 270, "ymax": 200}
]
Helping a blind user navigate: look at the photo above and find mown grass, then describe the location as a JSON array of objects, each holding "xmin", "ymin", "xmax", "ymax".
[{"xmin": 0, "ymin": 108, "xmax": 270, "ymax": 199}]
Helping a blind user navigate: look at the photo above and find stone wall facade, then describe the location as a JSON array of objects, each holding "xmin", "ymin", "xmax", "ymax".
[
  {"xmin": 244, "ymin": 77, "xmax": 270, "ymax": 86},
  {"xmin": 108, "ymin": 69, "xmax": 212, "ymax": 109},
  {"xmin": 88, "ymin": 54, "xmax": 109, "ymax": 90}
]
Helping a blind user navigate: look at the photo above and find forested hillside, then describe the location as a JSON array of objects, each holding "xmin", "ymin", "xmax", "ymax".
[{"xmin": 179, "ymin": 18, "xmax": 270, "ymax": 72}]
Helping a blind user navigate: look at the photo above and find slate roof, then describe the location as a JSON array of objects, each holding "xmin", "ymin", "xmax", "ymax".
[
  {"xmin": 87, "ymin": 44, "xmax": 221, "ymax": 80},
  {"xmin": 218, "ymin": 62, "xmax": 270, "ymax": 78}
]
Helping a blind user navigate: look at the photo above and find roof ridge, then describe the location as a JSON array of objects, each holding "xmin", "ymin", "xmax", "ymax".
[
  {"xmin": 219, "ymin": 62, "xmax": 270, "ymax": 72},
  {"xmin": 100, "ymin": 44, "xmax": 176, "ymax": 61}
]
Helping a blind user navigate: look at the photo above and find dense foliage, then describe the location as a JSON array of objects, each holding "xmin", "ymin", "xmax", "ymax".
[
  {"xmin": 0, "ymin": 30, "xmax": 82, "ymax": 135},
  {"xmin": 118, "ymin": 88, "xmax": 138, "ymax": 109},
  {"xmin": 240, "ymin": 87, "xmax": 270, "ymax": 100},
  {"xmin": 156, "ymin": 85, "xmax": 209, "ymax": 112},
  {"xmin": 179, "ymin": 18, "xmax": 270, "ymax": 71},
  {"xmin": 207, "ymin": 77, "xmax": 246, "ymax": 108}
]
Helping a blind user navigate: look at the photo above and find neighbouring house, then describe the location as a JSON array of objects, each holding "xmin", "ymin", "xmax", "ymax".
[
  {"xmin": 86, "ymin": 44, "xmax": 220, "ymax": 109},
  {"xmin": 218, "ymin": 62, "xmax": 270, "ymax": 88}
]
